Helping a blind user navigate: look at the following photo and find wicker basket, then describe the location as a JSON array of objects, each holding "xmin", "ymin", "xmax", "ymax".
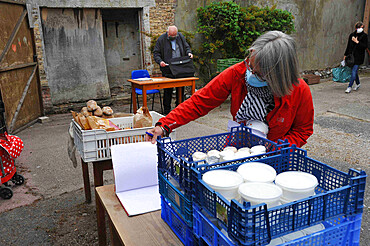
[{"xmin": 302, "ymin": 74, "xmax": 320, "ymax": 85}]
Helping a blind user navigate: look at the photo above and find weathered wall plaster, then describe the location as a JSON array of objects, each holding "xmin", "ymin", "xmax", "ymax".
[
  {"xmin": 174, "ymin": 0, "xmax": 366, "ymax": 70},
  {"xmin": 41, "ymin": 8, "xmax": 111, "ymax": 104}
]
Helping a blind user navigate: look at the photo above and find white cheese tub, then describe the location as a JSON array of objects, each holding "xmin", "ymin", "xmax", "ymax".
[
  {"xmin": 202, "ymin": 170, "xmax": 243, "ymax": 201},
  {"xmin": 275, "ymin": 171, "xmax": 318, "ymax": 201}
]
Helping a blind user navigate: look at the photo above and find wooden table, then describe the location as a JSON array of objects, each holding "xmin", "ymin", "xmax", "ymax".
[
  {"xmin": 81, "ymin": 158, "xmax": 112, "ymax": 204},
  {"xmin": 128, "ymin": 77, "xmax": 198, "ymax": 113},
  {"xmin": 95, "ymin": 184, "xmax": 182, "ymax": 246}
]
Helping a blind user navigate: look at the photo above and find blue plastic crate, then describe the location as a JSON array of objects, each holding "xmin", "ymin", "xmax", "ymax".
[
  {"xmin": 282, "ymin": 214, "xmax": 362, "ymax": 246},
  {"xmin": 159, "ymin": 171, "xmax": 193, "ymax": 227},
  {"xmin": 161, "ymin": 195, "xmax": 199, "ymax": 246},
  {"xmin": 193, "ymin": 203, "xmax": 363, "ymax": 246},
  {"xmin": 192, "ymin": 146, "xmax": 366, "ymax": 246},
  {"xmin": 157, "ymin": 125, "xmax": 289, "ymax": 196}
]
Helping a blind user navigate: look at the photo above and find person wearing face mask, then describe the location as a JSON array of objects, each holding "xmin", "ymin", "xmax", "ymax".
[
  {"xmin": 153, "ymin": 25, "xmax": 193, "ymax": 115},
  {"xmin": 147, "ymin": 31, "xmax": 314, "ymax": 148},
  {"xmin": 343, "ymin": 21, "xmax": 368, "ymax": 93}
]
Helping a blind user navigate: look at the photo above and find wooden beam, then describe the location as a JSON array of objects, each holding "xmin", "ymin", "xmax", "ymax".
[
  {"xmin": 0, "ymin": 62, "xmax": 37, "ymax": 72},
  {"xmin": 364, "ymin": 0, "xmax": 370, "ymax": 34},
  {"xmin": 0, "ymin": 9, "xmax": 27, "ymax": 64},
  {"xmin": 9, "ymin": 64, "xmax": 37, "ymax": 133},
  {"xmin": 0, "ymin": 0, "xmax": 26, "ymax": 5}
]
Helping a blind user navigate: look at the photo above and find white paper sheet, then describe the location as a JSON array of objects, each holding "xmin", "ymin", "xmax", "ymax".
[
  {"xmin": 111, "ymin": 142, "xmax": 161, "ymax": 216},
  {"xmin": 133, "ymin": 78, "xmax": 152, "ymax": 81},
  {"xmin": 111, "ymin": 142, "xmax": 158, "ymax": 192},
  {"xmin": 116, "ymin": 185, "xmax": 160, "ymax": 216}
]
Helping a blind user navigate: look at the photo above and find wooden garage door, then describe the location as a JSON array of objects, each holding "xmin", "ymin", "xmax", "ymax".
[{"xmin": 0, "ymin": 0, "xmax": 42, "ymax": 133}]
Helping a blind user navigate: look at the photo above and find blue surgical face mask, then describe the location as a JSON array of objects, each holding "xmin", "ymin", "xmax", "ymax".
[{"xmin": 246, "ymin": 68, "xmax": 268, "ymax": 87}]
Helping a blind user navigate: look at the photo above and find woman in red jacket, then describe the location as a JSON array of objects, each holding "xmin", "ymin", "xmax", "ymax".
[{"xmin": 146, "ymin": 31, "xmax": 314, "ymax": 147}]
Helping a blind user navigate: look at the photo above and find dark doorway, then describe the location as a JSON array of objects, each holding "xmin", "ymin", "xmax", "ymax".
[{"xmin": 102, "ymin": 9, "xmax": 142, "ymax": 96}]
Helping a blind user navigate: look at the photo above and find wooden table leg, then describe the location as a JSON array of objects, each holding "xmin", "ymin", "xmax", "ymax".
[
  {"xmin": 93, "ymin": 160, "xmax": 113, "ymax": 246},
  {"xmin": 142, "ymin": 88, "xmax": 148, "ymax": 109},
  {"xmin": 176, "ymin": 87, "xmax": 183, "ymax": 104},
  {"xmin": 96, "ymin": 187, "xmax": 107, "ymax": 246},
  {"xmin": 81, "ymin": 158, "xmax": 91, "ymax": 203},
  {"xmin": 93, "ymin": 160, "xmax": 113, "ymax": 187},
  {"xmin": 108, "ymin": 217, "xmax": 123, "ymax": 246},
  {"xmin": 132, "ymin": 86, "xmax": 138, "ymax": 113}
]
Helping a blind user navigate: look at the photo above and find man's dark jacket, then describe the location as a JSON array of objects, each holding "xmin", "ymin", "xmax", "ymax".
[{"xmin": 153, "ymin": 32, "xmax": 192, "ymax": 76}]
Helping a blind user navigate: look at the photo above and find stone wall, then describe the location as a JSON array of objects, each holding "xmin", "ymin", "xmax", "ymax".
[
  {"xmin": 27, "ymin": 0, "xmax": 156, "ymax": 112},
  {"xmin": 29, "ymin": 4, "xmax": 53, "ymax": 113},
  {"xmin": 148, "ymin": 0, "xmax": 177, "ymax": 75},
  {"xmin": 29, "ymin": 0, "xmax": 365, "ymax": 112},
  {"xmin": 174, "ymin": 0, "xmax": 366, "ymax": 71}
]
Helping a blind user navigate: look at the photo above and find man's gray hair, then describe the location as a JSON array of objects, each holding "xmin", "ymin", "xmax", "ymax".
[{"xmin": 249, "ymin": 31, "xmax": 299, "ymax": 97}]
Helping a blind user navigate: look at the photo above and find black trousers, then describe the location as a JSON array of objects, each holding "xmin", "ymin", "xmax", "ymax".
[{"xmin": 163, "ymin": 87, "xmax": 184, "ymax": 114}]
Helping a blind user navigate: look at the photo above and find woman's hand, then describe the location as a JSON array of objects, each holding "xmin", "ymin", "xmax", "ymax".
[
  {"xmin": 352, "ymin": 36, "xmax": 359, "ymax": 44},
  {"xmin": 145, "ymin": 126, "xmax": 164, "ymax": 144}
]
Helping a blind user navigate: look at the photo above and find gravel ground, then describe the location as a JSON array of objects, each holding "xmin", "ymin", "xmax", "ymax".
[{"xmin": 0, "ymin": 189, "xmax": 101, "ymax": 246}]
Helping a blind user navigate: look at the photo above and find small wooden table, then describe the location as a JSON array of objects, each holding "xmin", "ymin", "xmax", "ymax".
[
  {"xmin": 95, "ymin": 184, "xmax": 182, "ymax": 246},
  {"xmin": 128, "ymin": 77, "xmax": 198, "ymax": 113}
]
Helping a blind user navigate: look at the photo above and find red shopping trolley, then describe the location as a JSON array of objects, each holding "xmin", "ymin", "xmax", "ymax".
[{"xmin": 0, "ymin": 132, "xmax": 25, "ymax": 199}]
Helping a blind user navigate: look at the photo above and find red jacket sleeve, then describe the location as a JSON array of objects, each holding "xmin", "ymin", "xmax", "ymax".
[
  {"xmin": 282, "ymin": 82, "xmax": 314, "ymax": 147},
  {"xmin": 157, "ymin": 69, "xmax": 235, "ymax": 131}
]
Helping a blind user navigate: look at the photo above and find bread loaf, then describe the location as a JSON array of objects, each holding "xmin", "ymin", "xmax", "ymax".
[
  {"xmin": 87, "ymin": 100, "xmax": 98, "ymax": 111},
  {"xmin": 93, "ymin": 106, "xmax": 103, "ymax": 117}
]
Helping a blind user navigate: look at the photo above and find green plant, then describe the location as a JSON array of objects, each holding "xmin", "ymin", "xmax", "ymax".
[{"xmin": 196, "ymin": 2, "xmax": 295, "ymax": 82}]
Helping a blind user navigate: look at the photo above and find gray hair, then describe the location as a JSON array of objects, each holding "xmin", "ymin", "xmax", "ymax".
[{"xmin": 249, "ymin": 31, "xmax": 299, "ymax": 97}]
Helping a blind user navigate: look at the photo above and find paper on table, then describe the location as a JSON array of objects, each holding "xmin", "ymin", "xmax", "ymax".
[
  {"xmin": 116, "ymin": 185, "xmax": 160, "ymax": 216},
  {"xmin": 111, "ymin": 142, "xmax": 160, "ymax": 216},
  {"xmin": 133, "ymin": 78, "xmax": 152, "ymax": 81}
]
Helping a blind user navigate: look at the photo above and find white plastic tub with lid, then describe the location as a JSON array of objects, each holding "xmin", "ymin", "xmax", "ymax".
[
  {"xmin": 280, "ymin": 192, "xmax": 317, "ymax": 204},
  {"xmin": 237, "ymin": 147, "xmax": 251, "ymax": 154},
  {"xmin": 223, "ymin": 146, "xmax": 237, "ymax": 153},
  {"xmin": 234, "ymin": 151, "xmax": 252, "ymax": 160},
  {"xmin": 275, "ymin": 171, "xmax": 318, "ymax": 200},
  {"xmin": 206, "ymin": 150, "xmax": 220, "ymax": 164},
  {"xmin": 192, "ymin": 151, "xmax": 207, "ymax": 162},
  {"xmin": 207, "ymin": 149, "xmax": 220, "ymax": 158},
  {"xmin": 238, "ymin": 182, "xmax": 282, "ymax": 208},
  {"xmin": 250, "ymin": 145, "xmax": 266, "ymax": 155},
  {"xmin": 202, "ymin": 170, "xmax": 243, "ymax": 201},
  {"xmin": 237, "ymin": 162, "xmax": 277, "ymax": 183},
  {"xmin": 219, "ymin": 150, "xmax": 235, "ymax": 162},
  {"xmin": 246, "ymin": 120, "xmax": 269, "ymax": 138}
]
